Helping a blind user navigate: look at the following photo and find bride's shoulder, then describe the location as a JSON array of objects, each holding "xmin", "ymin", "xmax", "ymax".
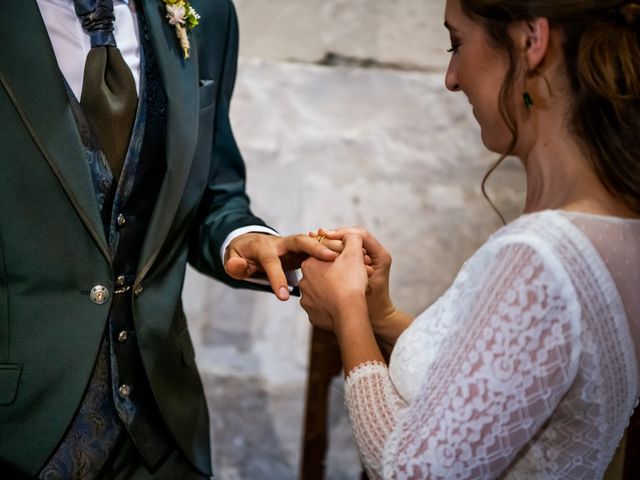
[
  {"xmin": 483, "ymin": 209, "xmax": 579, "ymax": 251},
  {"xmin": 466, "ymin": 210, "xmax": 584, "ymax": 274}
]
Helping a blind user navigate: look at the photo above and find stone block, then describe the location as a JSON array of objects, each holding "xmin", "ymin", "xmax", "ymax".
[{"xmin": 234, "ymin": 0, "xmax": 452, "ymax": 70}]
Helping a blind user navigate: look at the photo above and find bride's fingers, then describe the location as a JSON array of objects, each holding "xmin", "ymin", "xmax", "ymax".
[
  {"xmin": 325, "ymin": 227, "xmax": 386, "ymax": 259},
  {"xmin": 310, "ymin": 229, "xmax": 380, "ymax": 262}
]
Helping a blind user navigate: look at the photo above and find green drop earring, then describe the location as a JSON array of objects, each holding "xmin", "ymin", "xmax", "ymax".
[{"xmin": 523, "ymin": 91, "xmax": 534, "ymax": 109}]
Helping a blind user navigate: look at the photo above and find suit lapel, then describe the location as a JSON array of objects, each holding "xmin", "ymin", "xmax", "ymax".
[
  {"xmin": 136, "ymin": 0, "xmax": 199, "ymax": 284},
  {"xmin": 0, "ymin": 1, "xmax": 110, "ymax": 261},
  {"xmin": 0, "ymin": 1, "xmax": 199, "ymax": 279}
]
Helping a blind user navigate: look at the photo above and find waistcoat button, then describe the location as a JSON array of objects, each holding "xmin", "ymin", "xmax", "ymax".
[
  {"xmin": 89, "ymin": 285, "xmax": 109, "ymax": 305},
  {"xmin": 117, "ymin": 330, "xmax": 129, "ymax": 343},
  {"xmin": 118, "ymin": 384, "xmax": 131, "ymax": 398},
  {"xmin": 117, "ymin": 214, "xmax": 127, "ymax": 227}
]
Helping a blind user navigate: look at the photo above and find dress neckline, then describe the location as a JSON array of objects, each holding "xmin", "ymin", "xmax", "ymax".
[{"xmin": 536, "ymin": 209, "xmax": 640, "ymax": 225}]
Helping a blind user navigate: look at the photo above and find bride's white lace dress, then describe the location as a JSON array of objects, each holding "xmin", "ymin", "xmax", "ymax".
[{"xmin": 344, "ymin": 210, "xmax": 640, "ymax": 479}]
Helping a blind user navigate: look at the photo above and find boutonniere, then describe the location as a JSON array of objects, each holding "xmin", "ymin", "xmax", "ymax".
[{"xmin": 162, "ymin": 0, "xmax": 201, "ymax": 59}]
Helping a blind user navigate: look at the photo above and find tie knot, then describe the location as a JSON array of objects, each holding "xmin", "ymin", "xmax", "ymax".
[{"xmin": 73, "ymin": 0, "xmax": 117, "ymax": 47}]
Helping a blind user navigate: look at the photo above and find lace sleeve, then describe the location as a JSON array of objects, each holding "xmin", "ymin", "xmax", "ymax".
[{"xmin": 344, "ymin": 240, "xmax": 582, "ymax": 479}]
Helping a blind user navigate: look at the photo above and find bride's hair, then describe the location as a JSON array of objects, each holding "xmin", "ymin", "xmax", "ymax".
[{"xmin": 461, "ymin": 0, "xmax": 640, "ymax": 217}]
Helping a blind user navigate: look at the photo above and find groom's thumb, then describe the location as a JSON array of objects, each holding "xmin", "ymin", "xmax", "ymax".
[{"xmin": 225, "ymin": 256, "xmax": 250, "ymax": 279}]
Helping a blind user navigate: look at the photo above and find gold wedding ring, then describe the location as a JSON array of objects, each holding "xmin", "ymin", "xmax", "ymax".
[{"xmin": 317, "ymin": 235, "xmax": 326, "ymax": 244}]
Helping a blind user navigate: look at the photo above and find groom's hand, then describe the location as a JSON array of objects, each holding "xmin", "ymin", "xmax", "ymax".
[{"xmin": 224, "ymin": 232, "xmax": 339, "ymax": 301}]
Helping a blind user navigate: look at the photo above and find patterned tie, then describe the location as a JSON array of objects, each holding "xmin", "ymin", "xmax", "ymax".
[{"xmin": 73, "ymin": 0, "xmax": 137, "ymax": 179}]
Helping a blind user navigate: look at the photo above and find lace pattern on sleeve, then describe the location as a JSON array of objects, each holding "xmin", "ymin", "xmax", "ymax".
[
  {"xmin": 344, "ymin": 361, "xmax": 407, "ymax": 478},
  {"xmin": 344, "ymin": 238, "xmax": 581, "ymax": 480}
]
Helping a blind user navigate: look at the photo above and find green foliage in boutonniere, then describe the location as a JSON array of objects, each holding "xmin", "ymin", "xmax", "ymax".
[{"xmin": 162, "ymin": 0, "xmax": 201, "ymax": 59}]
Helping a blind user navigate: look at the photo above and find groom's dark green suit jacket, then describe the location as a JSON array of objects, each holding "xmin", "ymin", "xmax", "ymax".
[{"xmin": 0, "ymin": 0, "xmax": 269, "ymax": 476}]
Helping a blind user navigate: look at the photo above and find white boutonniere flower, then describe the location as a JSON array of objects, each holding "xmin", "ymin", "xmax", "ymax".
[{"xmin": 162, "ymin": 0, "xmax": 200, "ymax": 59}]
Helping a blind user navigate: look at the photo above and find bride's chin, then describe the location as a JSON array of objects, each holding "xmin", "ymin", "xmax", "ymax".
[{"xmin": 479, "ymin": 132, "xmax": 511, "ymax": 156}]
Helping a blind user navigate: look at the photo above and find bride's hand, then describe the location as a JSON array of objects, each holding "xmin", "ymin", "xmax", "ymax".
[
  {"xmin": 299, "ymin": 234, "xmax": 369, "ymax": 331},
  {"xmin": 315, "ymin": 227, "xmax": 395, "ymax": 334},
  {"xmin": 309, "ymin": 229, "xmax": 373, "ymax": 272}
]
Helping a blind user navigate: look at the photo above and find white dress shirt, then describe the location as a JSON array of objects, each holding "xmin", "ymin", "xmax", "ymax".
[{"xmin": 35, "ymin": 0, "xmax": 290, "ymax": 285}]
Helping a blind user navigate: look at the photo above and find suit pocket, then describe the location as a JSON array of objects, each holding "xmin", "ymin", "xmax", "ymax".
[
  {"xmin": 193, "ymin": 79, "xmax": 218, "ymax": 173},
  {"xmin": 0, "ymin": 364, "xmax": 22, "ymax": 405},
  {"xmin": 198, "ymin": 79, "xmax": 216, "ymax": 109}
]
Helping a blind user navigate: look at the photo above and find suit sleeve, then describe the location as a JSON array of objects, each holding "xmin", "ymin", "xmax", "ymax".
[{"xmin": 187, "ymin": 1, "xmax": 271, "ymax": 289}]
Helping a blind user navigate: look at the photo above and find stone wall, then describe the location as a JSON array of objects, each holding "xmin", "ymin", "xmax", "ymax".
[{"xmin": 183, "ymin": 1, "xmax": 525, "ymax": 478}]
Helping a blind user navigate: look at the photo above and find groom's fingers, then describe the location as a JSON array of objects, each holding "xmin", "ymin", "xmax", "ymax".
[
  {"xmin": 280, "ymin": 234, "xmax": 339, "ymax": 261},
  {"xmin": 320, "ymin": 238, "xmax": 344, "ymax": 253},
  {"xmin": 318, "ymin": 227, "xmax": 365, "ymax": 239},
  {"xmin": 258, "ymin": 234, "xmax": 339, "ymax": 301},
  {"xmin": 257, "ymin": 253, "xmax": 291, "ymax": 301},
  {"xmin": 224, "ymin": 237, "xmax": 289, "ymax": 301},
  {"xmin": 227, "ymin": 233, "xmax": 343, "ymax": 302},
  {"xmin": 309, "ymin": 230, "xmax": 343, "ymax": 251}
]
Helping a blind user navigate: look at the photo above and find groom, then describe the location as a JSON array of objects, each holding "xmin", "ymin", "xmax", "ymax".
[{"xmin": 0, "ymin": 0, "xmax": 334, "ymax": 478}]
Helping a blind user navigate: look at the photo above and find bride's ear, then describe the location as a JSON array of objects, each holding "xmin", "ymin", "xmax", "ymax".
[{"xmin": 511, "ymin": 17, "xmax": 550, "ymax": 72}]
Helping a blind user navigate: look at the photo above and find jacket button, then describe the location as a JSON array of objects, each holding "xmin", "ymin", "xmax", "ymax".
[
  {"xmin": 90, "ymin": 285, "xmax": 109, "ymax": 305},
  {"xmin": 118, "ymin": 384, "xmax": 131, "ymax": 398},
  {"xmin": 134, "ymin": 285, "xmax": 144, "ymax": 297}
]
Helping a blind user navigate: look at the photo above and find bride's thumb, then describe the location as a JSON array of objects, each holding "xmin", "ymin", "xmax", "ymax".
[{"xmin": 342, "ymin": 234, "xmax": 364, "ymax": 257}]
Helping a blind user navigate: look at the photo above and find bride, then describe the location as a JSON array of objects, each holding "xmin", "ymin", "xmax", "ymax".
[{"xmin": 298, "ymin": 0, "xmax": 640, "ymax": 478}]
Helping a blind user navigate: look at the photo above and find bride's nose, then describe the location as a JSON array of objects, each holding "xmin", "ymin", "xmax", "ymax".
[{"xmin": 445, "ymin": 60, "xmax": 460, "ymax": 92}]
